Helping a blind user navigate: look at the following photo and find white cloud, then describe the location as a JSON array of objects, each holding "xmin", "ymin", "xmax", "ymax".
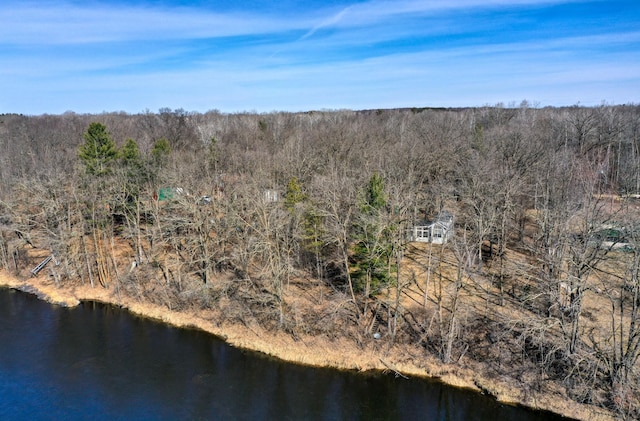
[
  {"xmin": 0, "ymin": 0, "xmax": 590, "ymax": 46},
  {"xmin": 299, "ymin": 6, "xmax": 353, "ymax": 40},
  {"xmin": 292, "ymin": 0, "xmax": 589, "ymax": 30},
  {"xmin": 0, "ymin": 2, "xmax": 305, "ymax": 45}
]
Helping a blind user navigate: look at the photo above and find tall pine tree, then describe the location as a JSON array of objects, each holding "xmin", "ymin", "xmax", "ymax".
[
  {"xmin": 352, "ymin": 172, "xmax": 393, "ymax": 295},
  {"xmin": 78, "ymin": 122, "xmax": 119, "ymax": 177}
]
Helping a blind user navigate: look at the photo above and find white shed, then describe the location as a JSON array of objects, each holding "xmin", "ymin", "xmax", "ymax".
[
  {"xmin": 263, "ymin": 189, "xmax": 279, "ymax": 203},
  {"xmin": 409, "ymin": 211, "xmax": 454, "ymax": 244}
]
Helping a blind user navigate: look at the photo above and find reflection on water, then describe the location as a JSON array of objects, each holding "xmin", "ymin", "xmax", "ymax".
[{"xmin": 0, "ymin": 288, "xmax": 565, "ymax": 420}]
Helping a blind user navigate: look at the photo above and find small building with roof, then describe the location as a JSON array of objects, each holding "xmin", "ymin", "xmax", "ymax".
[{"xmin": 408, "ymin": 211, "xmax": 454, "ymax": 244}]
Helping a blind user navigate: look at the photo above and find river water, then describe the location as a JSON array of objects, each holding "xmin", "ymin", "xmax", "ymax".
[{"xmin": 0, "ymin": 288, "xmax": 567, "ymax": 420}]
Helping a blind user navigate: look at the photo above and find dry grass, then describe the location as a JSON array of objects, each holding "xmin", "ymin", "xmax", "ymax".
[
  {"xmin": 388, "ymin": 239, "xmax": 626, "ymax": 421},
  {"xmin": 0, "ymin": 227, "xmax": 625, "ymax": 421},
  {"xmin": 0, "ymin": 265, "xmax": 618, "ymax": 421}
]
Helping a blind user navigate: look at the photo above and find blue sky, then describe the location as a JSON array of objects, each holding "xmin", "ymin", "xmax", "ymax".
[{"xmin": 1, "ymin": 0, "xmax": 639, "ymax": 114}]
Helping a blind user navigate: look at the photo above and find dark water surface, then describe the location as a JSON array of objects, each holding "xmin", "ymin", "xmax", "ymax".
[{"xmin": 0, "ymin": 288, "xmax": 567, "ymax": 420}]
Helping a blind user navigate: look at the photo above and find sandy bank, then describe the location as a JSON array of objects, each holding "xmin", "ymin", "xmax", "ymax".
[{"xmin": 0, "ymin": 271, "xmax": 615, "ymax": 421}]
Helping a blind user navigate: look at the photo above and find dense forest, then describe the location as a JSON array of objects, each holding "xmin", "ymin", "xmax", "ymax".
[{"xmin": 1, "ymin": 104, "xmax": 639, "ymax": 419}]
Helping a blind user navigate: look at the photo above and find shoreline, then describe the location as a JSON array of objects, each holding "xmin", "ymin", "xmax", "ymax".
[{"xmin": 0, "ymin": 271, "xmax": 615, "ymax": 421}]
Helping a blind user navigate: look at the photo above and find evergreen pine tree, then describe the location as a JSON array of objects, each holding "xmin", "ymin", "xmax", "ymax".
[{"xmin": 78, "ymin": 122, "xmax": 119, "ymax": 177}]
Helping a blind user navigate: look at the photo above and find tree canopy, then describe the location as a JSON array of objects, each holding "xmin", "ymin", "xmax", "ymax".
[{"xmin": 78, "ymin": 122, "xmax": 119, "ymax": 176}]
